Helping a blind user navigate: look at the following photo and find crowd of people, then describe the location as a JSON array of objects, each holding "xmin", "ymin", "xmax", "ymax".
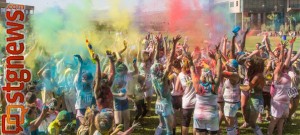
[{"xmin": 0, "ymin": 28, "xmax": 300, "ymax": 135}]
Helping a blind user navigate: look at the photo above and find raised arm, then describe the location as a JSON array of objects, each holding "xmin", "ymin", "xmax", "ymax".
[
  {"xmin": 246, "ymin": 50, "xmax": 259, "ymax": 58},
  {"xmin": 163, "ymin": 36, "xmax": 168, "ymax": 57},
  {"xmin": 230, "ymin": 34, "xmax": 237, "ymax": 59},
  {"xmin": 74, "ymin": 55, "xmax": 83, "ymax": 85},
  {"xmin": 222, "ymin": 35, "xmax": 228, "ymax": 56},
  {"xmin": 93, "ymin": 54, "xmax": 101, "ymax": 99},
  {"xmin": 240, "ymin": 28, "xmax": 250, "ymax": 52},
  {"xmin": 235, "ymin": 42, "xmax": 242, "ymax": 53},
  {"xmin": 274, "ymin": 43, "xmax": 285, "ymax": 82},
  {"xmin": 130, "ymin": 58, "xmax": 138, "ymax": 76},
  {"xmin": 154, "ymin": 35, "xmax": 161, "ymax": 63},
  {"xmin": 284, "ymin": 37, "xmax": 296, "ymax": 68},
  {"xmin": 163, "ymin": 35, "xmax": 181, "ymax": 78},
  {"xmin": 37, "ymin": 62, "xmax": 50, "ymax": 78},
  {"xmin": 107, "ymin": 51, "xmax": 115, "ymax": 86},
  {"xmin": 184, "ymin": 48, "xmax": 200, "ymax": 94},
  {"xmin": 24, "ymin": 42, "xmax": 38, "ymax": 59},
  {"xmin": 118, "ymin": 40, "xmax": 128, "ymax": 55},
  {"xmin": 213, "ymin": 50, "xmax": 222, "ymax": 94},
  {"xmin": 30, "ymin": 107, "xmax": 49, "ymax": 131},
  {"xmin": 264, "ymin": 35, "xmax": 276, "ymax": 58}
]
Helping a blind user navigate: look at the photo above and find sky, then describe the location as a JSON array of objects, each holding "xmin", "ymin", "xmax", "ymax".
[{"xmin": 7, "ymin": 0, "xmax": 210, "ymax": 13}]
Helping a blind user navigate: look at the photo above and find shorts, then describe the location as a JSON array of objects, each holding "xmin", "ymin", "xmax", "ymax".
[
  {"xmin": 262, "ymin": 92, "xmax": 271, "ymax": 109},
  {"xmin": 182, "ymin": 108, "xmax": 194, "ymax": 127},
  {"xmin": 155, "ymin": 100, "xmax": 174, "ymax": 117},
  {"xmin": 193, "ymin": 115, "xmax": 219, "ymax": 132},
  {"xmin": 172, "ymin": 95, "xmax": 182, "ymax": 110},
  {"xmin": 114, "ymin": 98, "xmax": 129, "ymax": 111},
  {"xmin": 241, "ymin": 90, "xmax": 249, "ymax": 97},
  {"xmin": 248, "ymin": 95, "xmax": 264, "ymax": 113},
  {"xmin": 271, "ymin": 100, "xmax": 289, "ymax": 118},
  {"xmin": 64, "ymin": 91, "xmax": 76, "ymax": 114},
  {"xmin": 224, "ymin": 102, "xmax": 240, "ymax": 117}
]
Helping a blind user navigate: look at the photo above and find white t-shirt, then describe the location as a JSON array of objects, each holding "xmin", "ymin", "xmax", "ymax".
[
  {"xmin": 38, "ymin": 113, "xmax": 57, "ymax": 133},
  {"xmin": 75, "ymin": 80, "xmax": 94, "ymax": 110},
  {"xmin": 171, "ymin": 73, "xmax": 183, "ymax": 96},
  {"xmin": 178, "ymin": 72, "xmax": 196, "ymax": 109},
  {"xmin": 133, "ymin": 84, "xmax": 145, "ymax": 101}
]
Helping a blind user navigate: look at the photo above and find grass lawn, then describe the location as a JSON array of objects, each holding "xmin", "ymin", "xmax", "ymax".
[
  {"xmin": 245, "ymin": 36, "xmax": 300, "ymax": 51},
  {"xmin": 130, "ymin": 36, "xmax": 300, "ymax": 135},
  {"xmin": 130, "ymin": 97, "xmax": 300, "ymax": 135}
]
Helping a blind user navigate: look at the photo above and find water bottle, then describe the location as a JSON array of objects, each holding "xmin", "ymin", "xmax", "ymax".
[
  {"xmin": 232, "ymin": 26, "xmax": 241, "ymax": 35},
  {"xmin": 282, "ymin": 35, "xmax": 287, "ymax": 41}
]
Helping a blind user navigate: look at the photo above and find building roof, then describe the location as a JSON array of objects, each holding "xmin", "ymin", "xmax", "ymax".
[{"xmin": 0, "ymin": 2, "xmax": 34, "ymax": 10}]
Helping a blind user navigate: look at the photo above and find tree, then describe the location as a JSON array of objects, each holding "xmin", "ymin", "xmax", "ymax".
[
  {"xmin": 261, "ymin": 24, "xmax": 267, "ymax": 32},
  {"xmin": 287, "ymin": 16, "xmax": 295, "ymax": 31},
  {"xmin": 280, "ymin": 24, "xmax": 285, "ymax": 32},
  {"xmin": 267, "ymin": 13, "xmax": 277, "ymax": 31}
]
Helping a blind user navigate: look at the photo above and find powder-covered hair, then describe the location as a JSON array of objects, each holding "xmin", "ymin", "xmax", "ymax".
[
  {"xmin": 95, "ymin": 111, "xmax": 113, "ymax": 133},
  {"xmin": 247, "ymin": 56, "xmax": 265, "ymax": 81}
]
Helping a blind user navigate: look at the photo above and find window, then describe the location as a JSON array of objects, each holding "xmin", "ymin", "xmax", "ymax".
[
  {"xmin": 230, "ymin": 2, "xmax": 234, "ymax": 7},
  {"xmin": 236, "ymin": 1, "xmax": 238, "ymax": 6},
  {"xmin": 1, "ymin": 8, "xmax": 5, "ymax": 14}
]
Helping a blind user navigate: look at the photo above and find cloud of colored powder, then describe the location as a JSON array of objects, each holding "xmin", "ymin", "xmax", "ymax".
[{"xmin": 26, "ymin": 0, "xmax": 99, "ymax": 69}]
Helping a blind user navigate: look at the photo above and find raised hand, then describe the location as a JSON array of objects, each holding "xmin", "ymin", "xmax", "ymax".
[
  {"xmin": 290, "ymin": 37, "xmax": 297, "ymax": 44},
  {"xmin": 41, "ymin": 105, "xmax": 50, "ymax": 117},
  {"xmin": 184, "ymin": 50, "xmax": 193, "ymax": 62},
  {"xmin": 123, "ymin": 40, "xmax": 128, "ymax": 48},
  {"xmin": 223, "ymin": 34, "xmax": 228, "ymax": 41},
  {"xmin": 155, "ymin": 33, "xmax": 163, "ymax": 43},
  {"xmin": 208, "ymin": 50, "xmax": 215, "ymax": 60},
  {"xmin": 215, "ymin": 50, "xmax": 221, "ymax": 60},
  {"xmin": 145, "ymin": 32, "xmax": 151, "ymax": 40},
  {"xmin": 164, "ymin": 36, "xmax": 168, "ymax": 41},
  {"xmin": 74, "ymin": 54, "xmax": 83, "ymax": 63},
  {"xmin": 92, "ymin": 53, "xmax": 99, "ymax": 61},
  {"xmin": 281, "ymin": 41, "xmax": 288, "ymax": 49},
  {"xmin": 245, "ymin": 27, "xmax": 250, "ymax": 34},
  {"xmin": 106, "ymin": 50, "xmax": 112, "ymax": 56},
  {"xmin": 173, "ymin": 35, "xmax": 182, "ymax": 44},
  {"xmin": 215, "ymin": 42, "xmax": 221, "ymax": 52}
]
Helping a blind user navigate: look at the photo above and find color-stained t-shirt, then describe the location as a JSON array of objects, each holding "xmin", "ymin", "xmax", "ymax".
[
  {"xmin": 48, "ymin": 119, "xmax": 60, "ymax": 135},
  {"xmin": 75, "ymin": 81, "xmax": 94, "ymax": 110}
]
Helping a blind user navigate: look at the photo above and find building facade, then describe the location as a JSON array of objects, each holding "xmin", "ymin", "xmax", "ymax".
[
  {"xmin": 214, "ymin": 0, "xmax": 300, "ymax": 31},
  {"xmin": 0, "ymin": 0, "xmax": 34, "ymax": 22}
]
